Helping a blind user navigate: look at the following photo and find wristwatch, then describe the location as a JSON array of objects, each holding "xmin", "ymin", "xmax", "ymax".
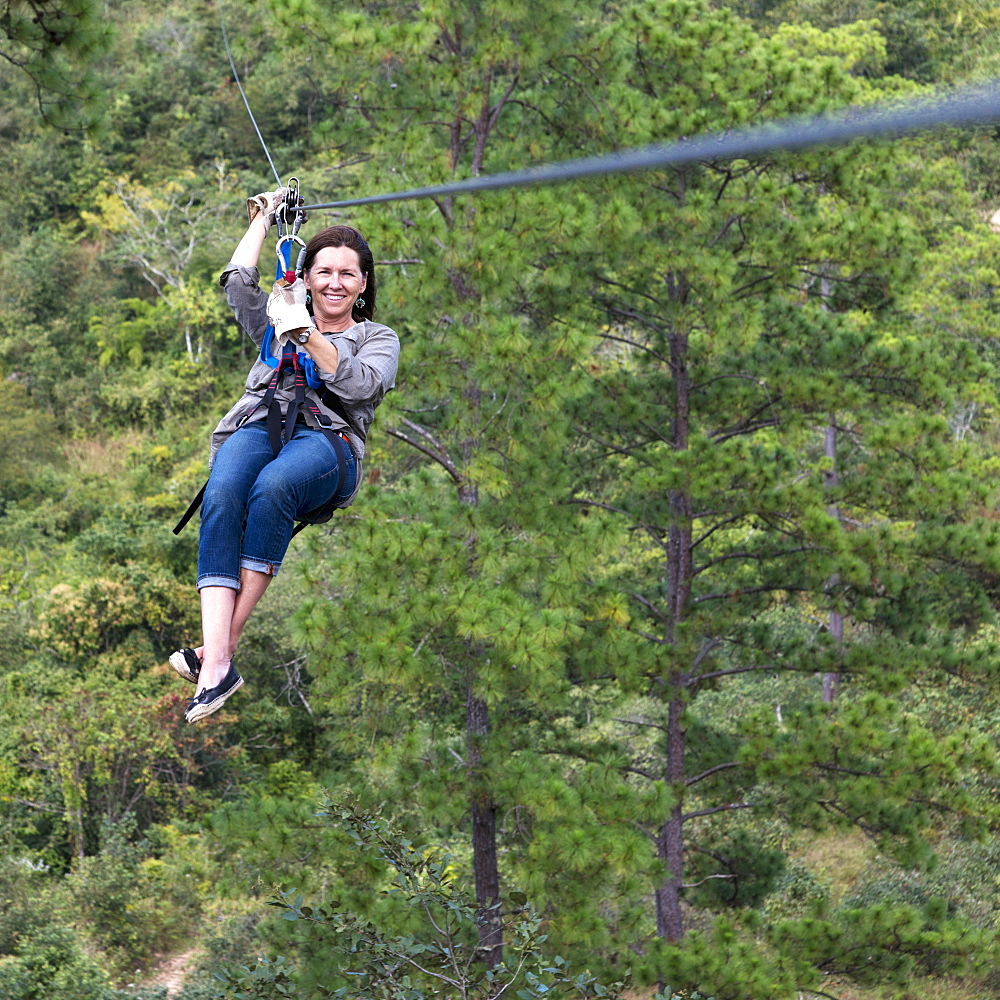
[{"xmin": 297, "ymin": 326, "xmax": 314, "ymax": 345}]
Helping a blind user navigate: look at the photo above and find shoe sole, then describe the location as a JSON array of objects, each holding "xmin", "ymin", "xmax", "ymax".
[
  {"xmin": 169, "ymin": 649, "xmax": 200, "ymax": 683},
  {"xmin": 185, "ymin": 675, "xmax": 244, "ymax": 724}
]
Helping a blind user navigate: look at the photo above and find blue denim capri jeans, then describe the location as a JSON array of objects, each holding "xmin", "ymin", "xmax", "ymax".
[{"xmin": 197, "ymin": 421, "xmax": 357, "ymax": 590}]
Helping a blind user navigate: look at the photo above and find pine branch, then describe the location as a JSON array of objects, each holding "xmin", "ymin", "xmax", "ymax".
[
  {"xmin": 681, "ymin": 873, "xmax": 737, "ymax": 888},
  {"xmin": 386, "ymin": 421, "xmax": 465, "ymax": 484},
  {"xmin": 691, "ymin": 637, "xmax": 721, "ymax": 672},
  {"xmin": 629, "ymin": 626, "xmax": 671, "ymax": 645},
  {"xmin": 593, "ymin": 274, "xmax": 667, "ymax": 308},
  {"xmin": 623, "ymin": 764, "xmax": 661, "ymax": 780},
  {"xmin": 273, "ymin": 655, "xmax": 313, "ymax": 715},
  {"xmin": 596, "ymin": 329, "xmax": 672, "ymax": 366},
  {"xmin": 693, "ymin": 585, "xmax": 811, "ymax": 604},
  {"xmin": 565, "ymin": 497, "xmax": 632, "ymax": 517},
  {"xmin": 709, "ymin": 417, "xmax": 781, "ymax": 445},
  {"xmin": 815, "ymin": 763, "xmax": 878, "ymax": 778},
  {"xmin": 613, "ymin": 716, "xmax": 668, "ymax": 732},
  {"xmin": 693, "ymin": 545, "xmax": 815, "ymax": 575},
  {"xmin": 685, "ymin": 761, "xmax": 741, "ymax": 786},
  {"xmin": 683, "ymin": 802, "xmax": 754, "ymax": 822},
  {"xmin": 709, "ymin": 213, "xmax": 741, "ymax": 245},
  {"xmin": 732, "ymin": 271, "xmax": 778, "ymax": 298},
  {"xmin": 629, "ymin": 591, "xmax": 670, "ymax": 624},
  {"xmin": 692, "ymin": 663, "xmax": 781, "ymax": 685},
  {"xmin": 690, "ymin": 514, "xmax": 749, "ymax": 550}
]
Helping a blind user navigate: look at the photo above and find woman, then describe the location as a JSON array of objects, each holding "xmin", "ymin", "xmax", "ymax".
[{"xmin": 172, "ymin": 189, "xmax": 400, "ymax": 723}]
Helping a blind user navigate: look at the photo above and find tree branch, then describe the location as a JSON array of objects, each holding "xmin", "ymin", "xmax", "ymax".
[
  {"xmin": 693, "ymin": 585, "xmax": 810, "ymax": 604},
  {"xmin": 681, "ymin": 873, "xmax": 737, "ymax": 888},
  {"xmin": 686, "ymin": 761, "xmax": 741, "ymax": 786},
  {"xmin": 385, "ymin": 426, "xmax": 465, "ymax": 485},
  {"xmin": 683, "ymin": 802, "xmax": 754, "ymax": 822},
  {"xmin": 692, "ymin": 663, "xmax": 781, "ymax": 685}
]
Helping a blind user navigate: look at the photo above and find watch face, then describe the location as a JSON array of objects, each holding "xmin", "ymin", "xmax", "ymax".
[{"xmin": 298, "ymin": 330, "xmax": 311, "ymax": 344}]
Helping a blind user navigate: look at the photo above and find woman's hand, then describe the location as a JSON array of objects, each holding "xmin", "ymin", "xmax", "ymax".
[
  {"xmin": 267, "ymin": 275, "xmax": 312, "ymax": 344},
  {"xmin": 230, "ymin": 188, "xmax": 288, "ymax": 270},
  {"xmin": 246, "ymin": 186, "xmax": 291, "ymax": 235}
]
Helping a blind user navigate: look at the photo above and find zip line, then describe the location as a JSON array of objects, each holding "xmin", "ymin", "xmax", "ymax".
[
  {"xmin": 220, "ymin": 14, "xmax": 1000, "ymax": 215},
  {"xmin": 296, "ymin": 81, "xmax": 1000, "ymax": 212},
  {"xmin": 221, "ymin": 15, "xmax": 283, "ymax": 190}
]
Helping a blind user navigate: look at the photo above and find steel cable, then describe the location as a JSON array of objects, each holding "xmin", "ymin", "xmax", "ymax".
[
  {"xmin": 221, "ymin": 14, "xmax": 284, "ymax": 189},
  {"xmin": 298, "ymin": 81, "xmax": 1000, "ymax": 212}
]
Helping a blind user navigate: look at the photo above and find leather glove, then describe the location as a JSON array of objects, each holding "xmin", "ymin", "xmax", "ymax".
[
  {"xmin": 246, "ymin": 186, "xmax": 291, "ymax": 234},
  {"xmin": 266, "ymin": 274, "xmax": 312, "ymax": 346}
]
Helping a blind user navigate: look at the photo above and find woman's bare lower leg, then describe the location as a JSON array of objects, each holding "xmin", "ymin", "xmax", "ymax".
[
  {"xmin": 198, "ymin": 585, "xmax": 238, "ymax": 692},
  {"xmin": 230, "ymin": 568, "xmax": 273, "ymax": 651},
  {"xmin": 194, "ymin": 570, "xmax": 273, "ymax": 693}
]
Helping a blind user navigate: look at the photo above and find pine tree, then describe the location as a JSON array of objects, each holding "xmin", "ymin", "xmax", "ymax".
[
  {"xmin": 542, "ymin": 1, "xmax": 1000, "ymax": 992},
  {"xmin": 268, "ymin": 0, "xmax": 612, "ymax": 968}
]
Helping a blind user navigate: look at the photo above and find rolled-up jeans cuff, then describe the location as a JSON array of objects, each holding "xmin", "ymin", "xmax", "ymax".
[
  {"xmin": 241, "ymin": 556, "xmax": 281, "ymax": 577},
  {"xmin": 197, "ymin": 574, "xmax": 240, "ymax": 591}
]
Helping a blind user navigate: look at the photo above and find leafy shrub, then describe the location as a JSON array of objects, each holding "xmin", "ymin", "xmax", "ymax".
[
  {"xmin": 215, "ymin": 795, "xmax": 630, "ymax": 1000},
  {"xmin": 0, "ymin": 380, "xmax": 62, "ymax": 499},
  {"xmin": 0, "ymin": 924, "xmax": 111, "ymax": 1000},
  {"xmin": 69, "ymin": 814, "xmax": 200, "ymax": 975},
  {"xmin": 761, "ymin": 860, "xmax": 831, "ymax": 922},
  {"xmin": 96, "ymin": 360, "xmax": 221, "ymax": 429},
  {"xmin": 0, "ymin": 855, "xmax": 56, "ymax": 955},
  {"xmin": 33, "ymin": 562, "xmax": 197, "ymax": 666},
  {"xmin": 844, "ymin": 841, "xmax": 1000, "ymax": 928}
]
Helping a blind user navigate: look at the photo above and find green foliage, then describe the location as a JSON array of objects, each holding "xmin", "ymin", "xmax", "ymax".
[
  {"xmin": 760, "ymin": 861, "xmax": 831, "ymax": 922},
  {"xmin": 0, "ymin": 0, "xmax": 113, "ymax": 131},
  {"xmin": 68, "ymin": 814, "xmax": 163, "ymax": 970},
  {"xmin": 0, "ymin": 855, "xmax": 56, "ymax": 955},
  {"xmin": 33, "ymin": 561, "xmax": 197, "ymax": 665},
  {"xmin": 0, "ymin": 380, "xmax": 62, "ymax": 499},
  {"xmin": 216, "ymin": 796, "xmax": 628, "ymax": 1000},
  {"xmin": 732, "ymin": 0, "xmax": 1000, "ymax": 81},
  {"xmin": 0, "ymin": 923, "xmax": 111, "ymax": 999}
]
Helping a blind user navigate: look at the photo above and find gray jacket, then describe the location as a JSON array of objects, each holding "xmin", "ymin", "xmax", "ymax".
[{"xmin": 213, "ymin": 263, "xmax": 400, "ymax": 506}]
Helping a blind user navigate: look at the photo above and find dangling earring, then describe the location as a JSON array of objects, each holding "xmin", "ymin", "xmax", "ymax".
[
  {"xmin": 355, "ymin": 296, "xmax": 366, "ymax": 309},
  {"xmin": 305, "ymin": 292, "xmax": 312, "ymax": 305}
]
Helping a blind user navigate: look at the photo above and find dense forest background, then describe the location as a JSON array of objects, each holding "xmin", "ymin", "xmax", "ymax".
[{"xmin": 5, "ymin": 1, "xmax": 1000, "ymax": 998}]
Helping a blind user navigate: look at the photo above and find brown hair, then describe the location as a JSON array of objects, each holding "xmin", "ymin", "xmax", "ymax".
[{"xmin": 302, "ymin": 225, "xmax": 376, "ymax": 322}]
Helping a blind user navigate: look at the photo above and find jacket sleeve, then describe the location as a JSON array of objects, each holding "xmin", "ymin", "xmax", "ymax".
[
  {"xmin": 219, "ymin": 263, "xmax": 269, "ymax": 348},
  {"xmin": 319, "ymin": 323, "xmax": 400, "ymax": 406}
]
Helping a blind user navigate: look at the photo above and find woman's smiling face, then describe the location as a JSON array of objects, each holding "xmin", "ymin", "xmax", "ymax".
[{"xmin": 305, "ymin": 245, "xmax": 368, "ymax": 331}]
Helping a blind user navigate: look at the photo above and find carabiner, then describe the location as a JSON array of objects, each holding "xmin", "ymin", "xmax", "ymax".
[{"xmin": 275, "ymin": 233, "xmax": 307, "ymax": 279}]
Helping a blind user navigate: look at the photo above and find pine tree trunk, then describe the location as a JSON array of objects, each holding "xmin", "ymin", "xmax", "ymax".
[
  {"xmin": 824, "ymin": 422, "xmax": 841, "ymax": 704},
  {"xmin": 459, "ymin": 368, "xmax": 501, "ymax": 965},
  {"xmin": 820, "ymin": 268, "xmax": 840, "ymax": 704},
  {"xmin": 656, "ymin": 692, "xmax": 686, "ymax": 942},
  {"xmin": 467, "ymin": 687, "xmax": 502, "ymax": 967},
  {"xmin": 656, "ymin": 314, "xmax": 692, "ymax": 944}
]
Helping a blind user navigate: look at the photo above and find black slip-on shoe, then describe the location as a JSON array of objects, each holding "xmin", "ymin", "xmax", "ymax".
[
  {"xmin": 184, "ymin": 665, "xmax": 244, "ymax": 724},
  {"xmin": 169, "ymin": 647, "xmax": 202, "ymax": 684}
]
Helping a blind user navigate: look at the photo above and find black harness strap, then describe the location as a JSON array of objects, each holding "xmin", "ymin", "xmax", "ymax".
[
  {"xmin": 172, "ymin": 344, "xmax": 355, "ymax": 536},
  {"xmin": 173, "ymin": 481, "xmax": 207, "ymax": 536}
]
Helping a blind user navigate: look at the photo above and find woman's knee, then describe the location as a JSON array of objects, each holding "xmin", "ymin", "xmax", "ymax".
[
  {"xmin": 202, "ymin": 480, "xmax": 248, "ymax": 521},
  {"xmin": 247, "ymin": 466, "xmax": 298, "ymax": 515}
]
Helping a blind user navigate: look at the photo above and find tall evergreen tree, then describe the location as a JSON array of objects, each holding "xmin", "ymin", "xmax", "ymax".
[
  {"xmin": 269, "ymin": 0, "xmax": 611, "ymax": 968},
  {"xmin": 544, "ymin": 1, "xmax": 1000, "ymax": 992}
]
